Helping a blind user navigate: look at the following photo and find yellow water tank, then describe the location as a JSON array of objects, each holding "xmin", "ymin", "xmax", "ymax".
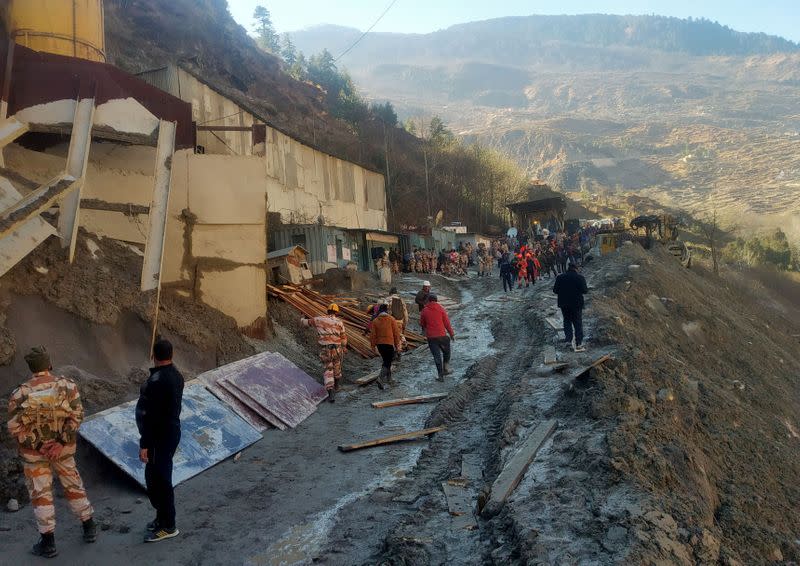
[{"xmin": 7, "ymin": 0, "xmax": 105, "ymax": 62}]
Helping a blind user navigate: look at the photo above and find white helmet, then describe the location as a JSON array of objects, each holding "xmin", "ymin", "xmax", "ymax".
[{"xmin": 423, "ymin": 280, "xmax": 431, "ymax": 287}]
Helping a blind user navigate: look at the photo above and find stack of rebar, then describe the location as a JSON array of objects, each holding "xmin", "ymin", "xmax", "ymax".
[{"xmin": 268, "ymin": 284, "xmax": 426, "ymax": 358}]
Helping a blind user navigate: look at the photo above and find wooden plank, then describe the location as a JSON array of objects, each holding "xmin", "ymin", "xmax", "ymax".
[
  {"xmin": 545, "ymin": 316, "xmax": 563, "ymax": 331},
  {"xmin": 442, "ymin": 481, "xmax": 478, "ymax": 530},
  {"xmin": 481, "ymin": 420, "xmax": 557, "ymax": 517},
  {"xmin": 338, "ymin": 426, "xmax": 445, "ymax": 452},
  {"xmin": 568, "ymin": 354, "xmax": 612, "ymax": 380},
  {"xmin": 372, "ymin": 393, "xmax": 447, "ymax": 409},
  {"xmin": 355, "ymin": 368, "xmax": 381, "ymax": 386}
]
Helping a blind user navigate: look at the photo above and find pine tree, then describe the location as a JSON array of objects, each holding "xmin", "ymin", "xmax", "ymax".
[{"xmin": 253, "ymin": 5, "xmax": 280, "ymax": 54}]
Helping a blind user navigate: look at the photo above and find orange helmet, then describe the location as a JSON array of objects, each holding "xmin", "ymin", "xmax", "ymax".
[{"xmin": 328, "ymin": 303, "xmax": 340, "ymax": 313}]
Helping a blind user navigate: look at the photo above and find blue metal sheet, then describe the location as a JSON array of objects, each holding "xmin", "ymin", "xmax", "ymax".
[{"xmin": 79, "ymin": 382, "xmax": 262, "ymax": 488}]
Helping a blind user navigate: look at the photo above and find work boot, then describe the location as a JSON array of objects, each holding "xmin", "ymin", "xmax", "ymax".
[
  {"xmin": 436, "ymin": 371, "xmax": 444, "ymax": 382},
  {"xmin": 376, "ymin": 368, "xmax": 386, "ymax": 390},
  {"xmin": 443, "ymin": 363, "xmax": 453, "ymax": 375},
  {"xmin": 82, "ymin": 517, "xmax": 97, "ymax": 543},
  {"xmin": 32, "ymin": 532, "xmax": 57, "ymax": 558},
  {"xmin": 328, "ymin": 389, "xmax": 335, "ymax": 403}
]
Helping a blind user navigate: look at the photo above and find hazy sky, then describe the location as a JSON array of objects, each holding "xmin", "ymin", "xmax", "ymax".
[{"xmin": 229, "ymin": 0, "xmax": 800, "ymax": 42}]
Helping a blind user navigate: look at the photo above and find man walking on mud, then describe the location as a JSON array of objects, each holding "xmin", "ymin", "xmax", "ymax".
[
  {"xmin": 136, "ymin": 339, "xmax": 184, "ymax": 542},
  {"xmin": 415, "ymin": 281, "xmax": 432, "ymax": 313},
  {"xmin": 553, "ymin": 263, "xmax": 589, "ymax": 352},
  {"xmin": 7, "ymin": 346, "xmax": 97, "ymax": 558},
  {"xmin": 302, "ymin": 303, "xmax": 348, "ymax": 402},
  {"xmin": 370, "ymin": 302, "xmax": 402, "ymax": 388},
  {"xmin": 420, "ymin": 294, "xmax": 456, "ymax": 381}
]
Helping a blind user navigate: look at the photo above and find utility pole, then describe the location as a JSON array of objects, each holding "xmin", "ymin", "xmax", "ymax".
[
  {"xmin": 383, "ymin": 122, "xmax": 395, "ymax": 229},
  {"xmin": 420, "ymin": 117, "xmax": 432, "ymax": 220}
]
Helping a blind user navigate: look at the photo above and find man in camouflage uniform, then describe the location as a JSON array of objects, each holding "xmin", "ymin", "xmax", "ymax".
[
  {"xmin": 302, "ymin": 304, "xmax": 348, "ymax": 402},
  {"xmin": 6, "ymin": 346, "xmax": 97, "ymax": 558}
]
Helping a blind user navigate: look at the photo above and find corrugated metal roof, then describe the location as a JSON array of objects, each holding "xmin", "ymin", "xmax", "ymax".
[{"xmin": 267, "ymin": 245, "xmax": 309, "ymax": 259}]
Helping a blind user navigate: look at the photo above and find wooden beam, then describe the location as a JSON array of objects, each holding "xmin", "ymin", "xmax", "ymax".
[
  {"xmin": 355, "ymin": 369, "xmax": 381, "ymax": 386},
  {"xmin": 338, "ymin": 426, "xmax": 445, "ymax": 452},
  {"xmin": 371, "ymin": 393, "xmax": 448, "ymax": 409},
  {"xmin": 197, "ymin": 125, "xmax": 255, "ymax": 132},
  {"xmin": 0, "ymin": 178, "xmax": 57, "ymax": 277},
  {"xmin": 0, "ymin": 175, "xmax": 76, "ymax": 238},
  {"xmin": 0, "ymin": 166, "xmax": 39, "ymax": 191},
  {"xmin": 80, "ymin": 198, "xmax": 149, "ymax": 216},
  {"xmin": 141, "ymin": 120, "xmax": 176, "ymax": 292},
  {"xmin": 58, "ymin": 95, "xmax": 96, "ymax": 262},
  {"xmin": 481, "ymin": 420, "xmax": 557, "ymax": 517},
  {"xmin": 0, "ymin": 116, "xmax": 28, "ymax": 149},
  {"xmin": 27, "ymin": 123, "xmax": 157, "ymax": 147}
]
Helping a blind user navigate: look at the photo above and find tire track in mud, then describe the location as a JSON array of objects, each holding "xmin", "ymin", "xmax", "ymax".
[{"xmin": 311, "ymin": 277, "xmax": 559, "ymax": 565}]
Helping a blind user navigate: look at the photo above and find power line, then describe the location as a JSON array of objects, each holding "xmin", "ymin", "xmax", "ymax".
[{"xmin": 335, "ymin": 0, "xmax": 398, "ymax": 62}]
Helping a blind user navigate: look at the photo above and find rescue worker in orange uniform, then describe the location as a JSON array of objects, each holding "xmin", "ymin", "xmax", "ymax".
[
  {"xmin": 369, "ymin": 302, "xmax": 402, "ymax": 388},
  {"xmin": 302, "ymin": 304, "xmax": 348, "ymax": 402},
  {"xmin": 516, "ymin": 253, "xmax": 529, "ymax": 288},
  {"xmin": 6, "ymin": 347, "xmax": 97, "ymax": 558}
]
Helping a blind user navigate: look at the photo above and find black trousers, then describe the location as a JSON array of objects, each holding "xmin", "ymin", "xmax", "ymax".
[
  {"xmin": 145, "ymin": 437, "xmax": 179, "ymax": 529},
  {"xmin": 561, "ymin": 306, "xmax": 584, "ymax": 345},
  {"xmin": 376, "ymin": 344, "xmax": 395, "ymax": 376},
  {"xmin": 502, "ymin": 272, "xmax": 514, "ymax": 292},
  {"xmin": 427, "ymin": 336, "xmax": 451, "ymax": 376}
]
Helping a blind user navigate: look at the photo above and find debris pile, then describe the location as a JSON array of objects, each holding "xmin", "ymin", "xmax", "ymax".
[{"xmin": 268, "ymin": 284, "xmax": 426, "ymax": 357}]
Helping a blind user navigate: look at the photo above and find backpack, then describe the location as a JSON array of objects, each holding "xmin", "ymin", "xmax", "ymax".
[
  {"xmin": 17, "ymin": 380, "xmax": 71, "ymax": 442},
  {"xmin": 391, "ymin": 297, "xmax": 405, "ymax": 321}
]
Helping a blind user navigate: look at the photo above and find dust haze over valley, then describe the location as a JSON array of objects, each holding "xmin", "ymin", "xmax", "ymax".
[{"xmin": 290, "ymin": 14, "xmax": 800, "ymax": 241}]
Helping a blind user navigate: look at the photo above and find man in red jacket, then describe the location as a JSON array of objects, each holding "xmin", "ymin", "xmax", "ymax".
[{"xmin": 419, "ymin": 294, "xmax": 456, "ymax": 381}]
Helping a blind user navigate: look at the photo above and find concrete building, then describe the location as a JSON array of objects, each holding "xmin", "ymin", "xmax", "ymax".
[{"xmin": 1, "ymin": 45, "xmax": 387, "ymax": 336}]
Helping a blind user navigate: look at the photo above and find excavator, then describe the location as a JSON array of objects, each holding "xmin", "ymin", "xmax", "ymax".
[{"xmin": 630, "ymin": 214, "xmax": 692, "ymax": 267}]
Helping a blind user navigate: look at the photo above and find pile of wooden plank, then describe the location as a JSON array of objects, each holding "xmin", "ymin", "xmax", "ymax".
[{"xmin": 268, "ymin": 283, "xmax": 427, "ymax": 358}]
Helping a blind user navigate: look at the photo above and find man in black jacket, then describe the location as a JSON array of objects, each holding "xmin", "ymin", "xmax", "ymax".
[
  {"xmin": 553, "ymin": 263, "xmax": 589, "ymax": 352},
  {"xmin": 135, "ymin": 339, "xmax": 184, "ymax": 542}
]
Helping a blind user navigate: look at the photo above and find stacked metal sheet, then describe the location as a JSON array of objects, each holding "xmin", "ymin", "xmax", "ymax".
[
  {"xmin": 79, "ymin": 382, "xmax": 262, "ymax": 488},
  {"xmin": 200, "ymin": 351, "xmax": 328, "ymax": 431}
]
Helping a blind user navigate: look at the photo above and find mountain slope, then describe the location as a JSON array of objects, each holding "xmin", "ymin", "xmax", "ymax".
[{"xmin": 291, "ymin": 15, "xmax": 800, "ymax": 240}]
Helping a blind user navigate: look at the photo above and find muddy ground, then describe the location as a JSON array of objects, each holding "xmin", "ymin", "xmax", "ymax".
[{"xmin": 0, "ymin": 243, "xmax": 798, "ymax": 565}]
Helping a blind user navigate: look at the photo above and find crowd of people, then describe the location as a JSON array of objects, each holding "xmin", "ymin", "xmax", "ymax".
[
  {"xmin": 384, "ymin": 225, "xmax": 597, "ymax": 285},
  {"xmin": 388, "ymin": 246, "xmax": 472, "ymax": 277}
]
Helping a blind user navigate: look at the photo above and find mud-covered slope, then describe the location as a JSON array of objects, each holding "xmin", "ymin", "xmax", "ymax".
[{"xmin": 590, "ymin": 245, "xmax": 800, "ymax": 563}]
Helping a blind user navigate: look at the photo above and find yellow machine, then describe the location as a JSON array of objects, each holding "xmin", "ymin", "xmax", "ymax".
[{"xmin": 5, "ymin": 0, "xmax": 106, "ymax": 62}]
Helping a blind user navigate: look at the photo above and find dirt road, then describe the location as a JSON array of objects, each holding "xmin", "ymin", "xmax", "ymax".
[{"xmin": 0, "ymin": 265, "xmax": 624, "ymax": 565}]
